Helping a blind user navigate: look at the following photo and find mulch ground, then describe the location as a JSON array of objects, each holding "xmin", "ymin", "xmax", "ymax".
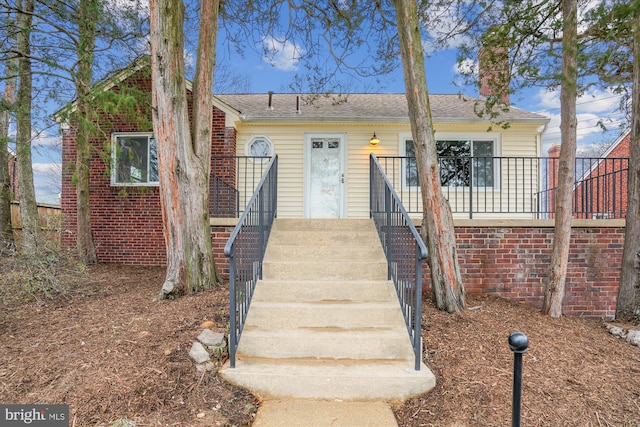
[{"xmin": 1, "ymin": 263, "xmax": 639, "ymax": 426}]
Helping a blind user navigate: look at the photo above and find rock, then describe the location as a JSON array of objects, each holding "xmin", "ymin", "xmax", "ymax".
[
  {"xmin": 196, "ymin": 361, "xmax": 217, "ymax": 372},
  {"xmin": 189, "ymin": 342, "xmax": 211, "ymax": 364},
  {"xmin": 626, "ymin": 330, "xmax": 640, "ymax": 346},
  {"xmin": 604, "ymin": 323, "xmax": 626, "ymax": 338},
  {"xmin": 197, "ymin": 329, "xmax": 226, "ymax": 349},
  {"xmin": 201, "ymin": 320, "xmax": 215, "ymax": 329}
]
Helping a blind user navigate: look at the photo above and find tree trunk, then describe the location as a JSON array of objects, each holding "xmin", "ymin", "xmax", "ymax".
[
  {"xmin": 393, "ymin": 0, "xmax": 465, "ymax": 312},
  {"xmin": 542, "ymin": 0, "xmax": 578, "ymax": 318},
  {"xmin": 0, "ymin": 55, "xmax": 17, "ymax": 250},
  {"xmin": 15, "ymin": 0, "xmax": 39, "ymax": 254},
  {"xmin": 74, "ymin": 0, "xmax": 98, "ymax": 265},
  {"xmin": 149, "ymin": 0, "xmax": 221, "ymax": 298},
  {"xmin": 617, "ymin": 3, "xmax": 640, "ymax": 320}
]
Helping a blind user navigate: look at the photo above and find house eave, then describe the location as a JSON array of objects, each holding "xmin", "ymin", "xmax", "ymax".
[{"xmin": 237, "ymin": 116, "xmax": 550, "ymax": 126}]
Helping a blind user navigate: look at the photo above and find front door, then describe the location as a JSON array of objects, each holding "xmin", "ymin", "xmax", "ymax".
[{"xmin": 305, "ymin": 134, "xmax": 345, "ymax": 218}]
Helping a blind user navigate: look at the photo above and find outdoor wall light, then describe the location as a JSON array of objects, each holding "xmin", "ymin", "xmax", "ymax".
[{"xmin": 369, "ymin": 132, "xmax": 380, "ymax": 146}]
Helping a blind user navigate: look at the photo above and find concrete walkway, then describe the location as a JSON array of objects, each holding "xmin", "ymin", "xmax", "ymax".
[{"xmin": 252, "ymin": 400, "xmax": 398, "ymax": 427}]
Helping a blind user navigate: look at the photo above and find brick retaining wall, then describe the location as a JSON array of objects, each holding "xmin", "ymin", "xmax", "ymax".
[
  {"xmin": 209, "ymin": 220, "xmax": 625, "ymax": 319},
  {"xmin": 445, "ymin": 222, "xmax": 624, "ymax": 319}
]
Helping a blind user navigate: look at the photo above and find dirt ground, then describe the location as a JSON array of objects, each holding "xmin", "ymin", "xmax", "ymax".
[{"xmin": 1, "ymin": 263, "xmax": 639, "ymax": 426}]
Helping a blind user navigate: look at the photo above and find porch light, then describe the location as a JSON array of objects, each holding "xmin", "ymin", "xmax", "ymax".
[{"xmin": 370, "ymin": 132, "xmax": 380, "ymax": 146}]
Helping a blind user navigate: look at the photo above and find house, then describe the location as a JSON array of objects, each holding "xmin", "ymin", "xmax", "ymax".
[
  {"xmin": 58, "ymin": 60, "xmax": 549, "ymax": 264},
  {"xmin": 58, "ymin": 60, "xmax": 633, "ymax": 318},
  {"xmin": 214, "ymin": 93, "xmax": 550, "ymax": 220},
  {"xmin": 546, "ymin": 129, "xmax": 630, "ymax": 219}
]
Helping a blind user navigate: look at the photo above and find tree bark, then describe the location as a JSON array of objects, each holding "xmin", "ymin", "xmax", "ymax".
[
  {"xmin": 617, "ymin": 2, "xmax": 640, "ymax": 320},
  {"xmin": 74, "ymin": 0, "xmax": 99, "ymax": 265},
  {"xmin": 393, "ymin": 0, "xmax": 465, "ymax": 312},
  {"xmin": 542, "ymin": 0, "xmax": 578, "ymax": 318},
  {"xmin": 149, "ymin": 0, "xmax": 221, "ymax": 298},
  {"xmin": 0, "ymin": 54, "xmax": 17, "ymax": 250},
  {"xmin": 15, "ymin": 0, "xmax": 39, "ymax": 254}
]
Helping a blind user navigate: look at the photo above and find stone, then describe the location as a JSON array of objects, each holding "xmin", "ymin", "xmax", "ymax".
[
  {"xmin": 626, "ymin": 330, "xmax": 640, "ymax": 346},
  {"xmin": 189, "ymin": 342, "xmax": 211, "ymax": 364},
  {"xmin": 196, "ymin": 361, "xmax": 217, "ymax": 372},
  {"xmin": 604, "ymin": 324, "xmax": 626, "ymax": 338},
  {"xmin": 197, "ymin": 329, "xmax": 226, "ymax": 349}
]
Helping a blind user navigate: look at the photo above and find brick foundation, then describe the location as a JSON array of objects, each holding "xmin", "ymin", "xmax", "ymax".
[{"xmin": 420, "ymin": 222, "xmax": 624, "ymax": 319}]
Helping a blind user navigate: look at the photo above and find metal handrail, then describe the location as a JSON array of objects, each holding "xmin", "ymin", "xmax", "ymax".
[
  {"xmin": 377, "ymin": 155, "xmax": 629, "ymax": 219},
  {"xmin": 224, "ymin": 155, "xmax": 278, "ymax": 369},
  {"xmin": 370, "ymin": 153, "xmax": 427, "ymax": 371},
  {"xmin": 211, "ymin": 156, "xmax": 271, "ymax": 218}
]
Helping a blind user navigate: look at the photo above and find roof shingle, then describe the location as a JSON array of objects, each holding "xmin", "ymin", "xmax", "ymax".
[{"xmin": 214, "ymin": 93, "xmax": 548, "ymax": 123}]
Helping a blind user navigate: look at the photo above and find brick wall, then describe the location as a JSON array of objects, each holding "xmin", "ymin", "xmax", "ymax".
[
  {"xmin": 547, "ymin": 136, "xmax": 630, "ymax": 219},
  {"xmin": 421, "ymin": 222, "xmax": 624, "ymax": 319},
  {"xmin": 209, "ymin": 221, "xmax": 625, "ymax": 319},
  {"xmin": 61, "ymin": 68, "xmax": 237, "ymax": 265}
]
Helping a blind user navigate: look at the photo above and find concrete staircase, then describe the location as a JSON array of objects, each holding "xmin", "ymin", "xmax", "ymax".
[{"xmin": 219, "ymin": 218, "xmax": 436, "ymax": 401}]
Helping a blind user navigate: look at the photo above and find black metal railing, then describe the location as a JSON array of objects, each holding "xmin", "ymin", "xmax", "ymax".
[
  {"xmin": 224, "ymin": 155, "xmax": 278, "ymax": 369},
  {"xmin": 544, "ymin": 157, "xmax": 629, "ymax": 219},
  {"xmin": 370, "ymin": 154, "xmax": 427, "ymax": 371},
  {"xmin": 211, "ymin": 156, "xmax": 272, "ymax": 218},
  {"xmin": 378, "ymin": 156, "xmax": 629, "ymax": 219}
]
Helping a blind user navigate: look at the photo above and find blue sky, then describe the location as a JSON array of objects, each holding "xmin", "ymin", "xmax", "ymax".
[
  {"xmin": 27, "ymin": 9, "xmax": 629, "ymax": 205},
  {"xmin": 220, "ymin": 39, "xmax": 628, "ymax": 149}
]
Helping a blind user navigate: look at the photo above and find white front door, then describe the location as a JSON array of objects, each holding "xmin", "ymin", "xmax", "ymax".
[{"xmin": 305, "ymin": 134, "xmax": 345, "ymax": 218}]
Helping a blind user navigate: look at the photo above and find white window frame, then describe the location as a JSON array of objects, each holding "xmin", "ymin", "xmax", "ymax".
[
  {"xmin": 399, "ymin": 133, "xmax": 419, "ymax": 189},
  {"xmin": 111, "ymin": 132, "xmax": 159, "ymax": 186},
  {"xmin": 244, "ymin": 135, "xmax": 274, "ymax": 163},
  {"xmin": 399, "ymin": 132, "xmax": 501, "ymax": 190}
]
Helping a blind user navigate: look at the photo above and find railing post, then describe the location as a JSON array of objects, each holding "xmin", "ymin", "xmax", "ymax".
[
  {"xmin": 413, "ymin": 249, "xmax": 423, "ymax": 371},
  {"xmin": 228, "ymin": 250, "xmax": 237, "ymax": 369},
  {"xmin": 258, "ymin": 191, "xmax": 265, "ymax": 280},
  {"xmin": 469, "ymin": 158, "xmax": 473, "ymax": 219},
  {"xmin": 385, "ymin": 186, "xmax": 392, "ymax": 281},
  {"xmin": 509, "ymin": 332, "xmax": 529, "ymax": 427}
]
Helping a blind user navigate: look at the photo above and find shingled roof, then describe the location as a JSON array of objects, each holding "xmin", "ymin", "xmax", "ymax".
[{"xmin": 214, "ymin": 93, "xmax": 549, "ymax": 124}]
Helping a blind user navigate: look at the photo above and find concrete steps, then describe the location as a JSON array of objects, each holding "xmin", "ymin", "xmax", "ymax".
[{"xmin": 219, "ymin": 218, "xmax": 435, "ymax": 401}]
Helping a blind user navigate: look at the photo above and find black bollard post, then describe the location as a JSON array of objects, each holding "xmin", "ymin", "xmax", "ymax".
[{"xmin": 508, "ymin": 332, "xmax": 529, "ymax": 427}]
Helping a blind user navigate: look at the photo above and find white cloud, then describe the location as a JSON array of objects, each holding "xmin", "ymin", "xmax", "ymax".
[
  {"xmin": 32, "ymin": 133, "xmax": 61, "ymax": 149},
  {"xmin": 537, "ymin": 86, "xmax": 626, "ymax": 151},
  {"xmin": 32, "ymin": 162, "xmax": 61, "ymax": 205},
  {"xmin": 262, "ymin": 36, "xmax": 303, "ymax": 72},
  {"xmin": 184, "ymin": 50, "xmax": 195, "ymax": 70},
  {"xmin": 454, "ymin": 58, "xmax": 477, "ymax": 77},
  {"xmin": 105, "ymin": 0, "xmax": 149, "ymax": 18},
  {"xmin": 32, "ymin": 162, "xmax": 60, "ymax": 175},
  {"xmin": 421, "ymin": 2, "xmax": 472, "ymax": 50}
]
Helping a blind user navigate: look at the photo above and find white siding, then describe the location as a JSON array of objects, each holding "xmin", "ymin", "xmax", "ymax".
[{"xmin": 233, "ymin": 121, "xmax": 544, "ymax": 219}]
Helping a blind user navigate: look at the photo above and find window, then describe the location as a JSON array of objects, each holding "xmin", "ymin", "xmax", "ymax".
[
  {"xmin": 112, "ymin": 133, "xmax": 158, "ymax": 185},
  {"xmin": 402, "ymin": 135, "xmax": 497, "ymax": 188},
  {"xmin": 437, "ymin": 139, "xmax": 494, "ymax": 187},
  {"xmin": 245, "ymin": 135, "xmax": 274, "ymax": 162}
]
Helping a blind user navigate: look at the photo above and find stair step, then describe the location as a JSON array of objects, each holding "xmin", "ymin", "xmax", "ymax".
[
  {"xmin": 267, "ymin": 229, "xmax": 382, "ymax": 246},
  {"xmin": 262, "ymin": 260, "xmax": 388, "ymax": 281},
  {"xmin": 263, "ymin": 244, "xmax": 386, "ymax": 262},
  {"xmin": 218, "ymin": 218, "xmax": 436, "ymax": 402},
  {"xmin": 252, "ymin": 280, "xmax": 398, "ymax": 303},
  {"xmin": 237, "ymin": 328, "xmax": 415, "ymax": 360},
  {"xmin": 273, "ymin": 218, "xmax": 376, "ymax": 231},
  {"xmin": 221, "ymin": 358, "xmax": 435, "ymax": 400},
  {"xmin": 245, "ymin": 301, "xmax": 406, "ymax": 329}
]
